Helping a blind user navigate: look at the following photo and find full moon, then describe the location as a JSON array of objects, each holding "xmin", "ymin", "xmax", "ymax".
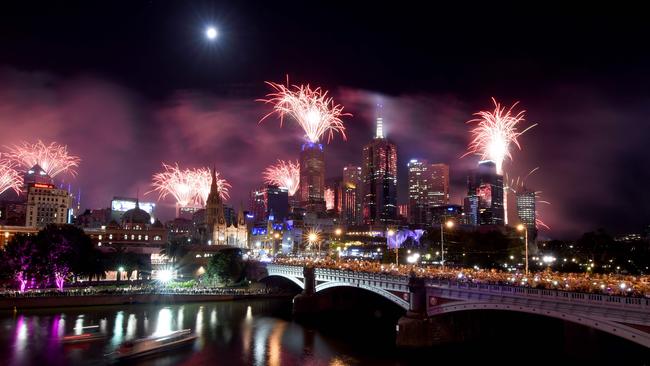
[{"xmin": 206, "ymin": 27, "xmax": 217, "ymax": 40}]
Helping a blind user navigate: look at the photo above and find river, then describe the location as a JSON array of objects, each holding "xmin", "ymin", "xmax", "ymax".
[{"xmin": 0, "ymin": 298, "xmax": 647, "ymax": 365}]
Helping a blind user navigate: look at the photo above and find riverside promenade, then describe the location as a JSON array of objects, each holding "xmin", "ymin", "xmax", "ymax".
[{"xmin": 0, "ymin": 287, "xmax": 290, "ymax": 310}]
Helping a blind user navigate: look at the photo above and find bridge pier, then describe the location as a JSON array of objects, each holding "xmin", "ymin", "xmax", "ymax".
[
  {"xmin": 292, "ymin": 266, "xmax": 323, "ymax": 319},
  {"xmin": 396, "ymin": 274, "xmax": 453, "ymax": 347}
]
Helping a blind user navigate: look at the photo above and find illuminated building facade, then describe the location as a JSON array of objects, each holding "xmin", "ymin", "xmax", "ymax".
[
  {"xmin": 299, "ymin": 142, "xmax": 326, "ymax": 213},
  {"xmin": 250, "ymin": 184, "xmax": 289, "ymax": 223},
  {"xmin": 467, "ymin": 160, "xmax": 504, "ymax": 226},
  {"xmin": 341, "ymin": 165, "xmax": 362, "ymax": 226},
  {"xmin": 110, "ymin": 196, "xmax": 156, "ymax": 223},
  {"xmin": 25, "ymin": 181, "xmax": 73, "ymax": 228},
  {"xmin": 428, "ymin": 163, "xmax": 450, "ymax": 207},
  {"xmin": 408, "ymin": 159, "xmax": 428, "ymax": 225},
  {"xmin": 362, "ymin": 109, "xmax": 397, "ymax": 225},
  {"xmin": 408, "ymin": 159, "xmax": 450, "ymax": 225},
  {"xmin": 205, "ymin": 168, "xmax": 248, "ymax": 247},
  {"xmin": 516, "ymin": 189, "xmax": 536, "ymax": 229}
]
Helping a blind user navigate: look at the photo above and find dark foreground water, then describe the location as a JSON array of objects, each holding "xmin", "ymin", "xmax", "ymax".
[{"xmin": 0, "ymin": 298, "xmax": 648, "ymax": 365}]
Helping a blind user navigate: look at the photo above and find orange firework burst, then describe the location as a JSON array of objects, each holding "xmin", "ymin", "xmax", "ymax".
[
  {"xmin": 263, "ymin": 159, "xmax": 300, "ymax": 196},
  {"xmin": 4, "ymin": 140, "xmax": 80, "ymax": 177},
  {"xmin": 259, "ymin": 79, "xmax": 349, "ymax": 143}
]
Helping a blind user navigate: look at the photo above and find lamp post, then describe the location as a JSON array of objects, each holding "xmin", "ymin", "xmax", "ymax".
[
  {"xmin": 307, "ymin": 231, "xmax": 319, "ymax": 257},
  {"xmin": 387, "ymin": 229, "xmax": 396, "ymax": 265},
  {"xmin": 441, "ymin": 220, "xmax": 454, "ymax": 267},
  {"xmin": 517, "ymin": 224, "xmax": 529, "ymax": 275}
]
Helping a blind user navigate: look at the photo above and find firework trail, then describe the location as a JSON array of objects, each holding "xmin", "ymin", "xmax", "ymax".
[
  {"xmin": 3, "ymin": 140, "xmax": 80, "ymax": 177},
  {"xmin": 193, "ymin": 167, "xmax": 231, "ymax": 205},
  {"xmin": 0, "ymin": 156, "xmax": 21, "ymax": 195},
  {"xmin": 263, "ymin": 159, "xmax": 300, "ymax": 196},
  {"xmin": 259, "ymin": 79, "xmax": 350, "ymax": 143},
  {"xmin": 464, "ymin": 98, "xmax": 536, "ymax": 174}
]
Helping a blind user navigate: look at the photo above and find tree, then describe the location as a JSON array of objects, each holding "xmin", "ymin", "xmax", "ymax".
[
  {"xmin": 161, "ymin": 237, "xmax": 189, "ymax": 264},
  {"xmin": 206, "ymin": 248, "xmax": 245, "ymax": 286},
  {"xmin": 0, "ymin": 224, "xmax": 105, "ymax": 291},
  {"xmin": 1, "ymin": 234, "xmax": 43, "ymax": 291},
  {"xmin": 36, "ymin": 224, "xmax": 104, "ymax": 288}
]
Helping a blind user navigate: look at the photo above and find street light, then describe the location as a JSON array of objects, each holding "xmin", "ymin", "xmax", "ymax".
[
  {"xmin": 441, "ymin": 220, "xmax": 454, "ymax": 267},
  {"xmin": 517, "ymin": 224, "xmax": 529, "ymax": 275},
  {"xmin": 387, "ymin": 229, "xmax": 397, "ymax": 265},
  {"xmin": 307, "ymin": 231, "xmax": 319, "ymax": 256}
]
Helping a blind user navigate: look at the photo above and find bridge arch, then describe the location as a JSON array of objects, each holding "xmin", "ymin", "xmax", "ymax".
[
  {"xmin": 429, "ymin": 301, "xmax": 650, "ymax": 348},
  {"xmin": 315, "ymin": 281, "xmax": 409, "ymax": 310},
  {"xmin": 261, "ymin": 274, "xmax": 305, "ymax": 290}
]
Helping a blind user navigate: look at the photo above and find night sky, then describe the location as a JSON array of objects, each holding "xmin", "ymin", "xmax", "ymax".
[{"xmin": 1, "ymin": 1, "xmax": 649, "ymax": 238}]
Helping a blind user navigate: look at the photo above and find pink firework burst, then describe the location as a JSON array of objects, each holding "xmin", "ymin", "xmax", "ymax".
[
  {"xmin": 150, "ymin": 163, "xmax": 197, "ymax": 207},
  {"xmin": 263, "ymin": 159, "xmax": 300, "ymax": 196},
  {"xmin": 4, "ymin": 140, "xmax": 80, "ymax": 177},
  {"xmin": 259, "ymin": 79, "xmax": 350, "ymax": 143},
  {"xmin": 192, "ymin": 167, "xmax": 231, "ymax": 206},
  {"xmin": 0, "ymin": 156, "xmax": 21, "ymax": 195},
  {"xmin": 464, "ymin": 98, "xmax": 536, "ymax": 174}
]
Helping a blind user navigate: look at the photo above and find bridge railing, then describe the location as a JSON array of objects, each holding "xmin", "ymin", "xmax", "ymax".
[
  {"xmin": 267, "ymin": 264, "xmax": 650, "ymax": 310},
  {"xmin": 425, "ymin": 278, "xmax": 650, "ymax": 310}
]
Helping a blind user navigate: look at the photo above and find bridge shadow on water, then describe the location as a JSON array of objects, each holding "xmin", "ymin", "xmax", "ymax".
[{"xmin": 267, "ymin": 276, "xmax": 649, "ymax": 365}]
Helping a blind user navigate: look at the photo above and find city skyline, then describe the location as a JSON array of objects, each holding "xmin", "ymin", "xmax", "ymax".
[{"xmin": 1, "ymin": 2, "xmax": 650, "ymax": 238}]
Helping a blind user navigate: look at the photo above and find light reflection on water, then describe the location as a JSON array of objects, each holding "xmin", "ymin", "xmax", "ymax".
[{"xmin": 0, "ymin": 299, "xmax": 368, "ymax": 366}]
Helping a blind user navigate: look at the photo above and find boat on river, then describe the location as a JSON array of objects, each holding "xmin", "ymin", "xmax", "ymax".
[
  {"xmin": 61, "ymin": 325, "xmax": 106, "ymax": 344},
  {"xmin": 114, "ymin": 329, "xmax": 197, "ymax": 360}
]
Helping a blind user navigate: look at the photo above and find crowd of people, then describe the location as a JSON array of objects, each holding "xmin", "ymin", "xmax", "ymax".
[{"xmin": 272, "ymin": 257, "xmax": 650, "ymax": 298}]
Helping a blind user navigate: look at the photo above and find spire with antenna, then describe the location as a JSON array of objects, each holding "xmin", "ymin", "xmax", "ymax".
[{"xmin": 376, "ymin": 103, "xmax": 384, "ymax": 138}]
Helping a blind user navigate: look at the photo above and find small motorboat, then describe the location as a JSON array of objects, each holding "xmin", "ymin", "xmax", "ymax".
[
  {"xmin": 61, "ymin": 325, "xmax": 106, "ymax": 344},
  {"xmin": 114, "ymin": 329, "xmax": 197, "ymax": 360}
]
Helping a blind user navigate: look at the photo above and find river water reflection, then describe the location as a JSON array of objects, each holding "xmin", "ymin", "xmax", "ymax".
[
  {"xmin": 0, "ymin": 299, "xmax": 398, "ymax": 366},
  {"xmin": 1, "ymin": 298, "xmax": 648, "ymax": 365}
]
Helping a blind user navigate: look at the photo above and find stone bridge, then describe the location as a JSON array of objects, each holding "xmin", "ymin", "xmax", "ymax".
[{"xmin": 263, "ymin": 264, "xmax": 650, "ymax": 348}]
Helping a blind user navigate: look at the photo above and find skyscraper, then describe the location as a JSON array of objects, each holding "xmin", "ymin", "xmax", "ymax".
[
  {"xmin": 362, "ymin": 107, "xmax": 397, "ymax": 226},
  {"xmin": 299, "ymin": 142, "xmax": 325, "ymax": 213},
  {"xmin": 408, "ymin": 160, "xmax": 449, "ymax": 225},
  {"xmin": 250, "ymin": 184, "xmax": 289, "ymax": 223},
  {"xmin": 516, "ymin": 189, "xmax": 536, "ymax": 229},
  {"xmin": 408, "ymin": 159, "xmax": 429, "ymax": 225},
  {"xmin": 467, "ymin": 161, "xmax": 504, "ymax": 226},
  {"xmin": 428, "ymin": 163, "xmax": 449, "ymax": 207},
  {"xmin": 341, "ymin": 165, "xmax": 362, "ymax": 226}
]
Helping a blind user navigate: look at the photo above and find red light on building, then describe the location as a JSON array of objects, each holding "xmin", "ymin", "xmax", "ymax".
[{"xmin": 33, "ymin": 183, "xmax": 54, "ymax": 189}]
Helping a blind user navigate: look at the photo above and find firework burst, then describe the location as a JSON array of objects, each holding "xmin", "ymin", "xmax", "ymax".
[
  {"xmin": 263, "ymin": 159, "xmax": 300, "ymax": 196},
  {"xmin": 464, "ymin": 98, "xmax": 536, "ymax": 174},
  {"xmin": 192, "ymin": 167, "xmax": 231, "ymax": 205},
  {"xmin": 4, "ymin": 140, "xmax": 80, "ymax": 177},
  {"xmin": 259, "ymin": 80, "xmax": 349, "ymax": 143},
  {"xmin": 150, "ymin": 163, "xmax": 197, "ymax": 207},
  {"xmin": 0, "ymin": 156, "xmax": 21, "ymax": 195}
]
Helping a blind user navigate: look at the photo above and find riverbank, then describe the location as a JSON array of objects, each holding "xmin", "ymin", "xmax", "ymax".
[{"xmin": 0, "ymin": 292, "xmax": 294, "ymax": 310}]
